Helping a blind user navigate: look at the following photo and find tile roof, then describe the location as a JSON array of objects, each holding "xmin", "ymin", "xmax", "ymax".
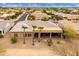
[{"xmin": 10, "ymin": 20, "xmax": 62, "ymax": 33}]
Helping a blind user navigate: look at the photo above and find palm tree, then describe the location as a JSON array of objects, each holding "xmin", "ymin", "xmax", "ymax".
[
  {"xmin": 32, "ymin": 25, "xmax": 37, "ymax": 45},
  {"xmin": 38, "ymin": 26, "xmax": 44, "ymax": 42},
  {"xmin": 22, "ymin": 25, "xmax": 28, "ymax": 44}
]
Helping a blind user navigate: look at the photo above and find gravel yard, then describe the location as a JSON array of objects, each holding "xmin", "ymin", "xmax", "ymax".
[{"xmin": 0, "ymin": 37, "xmax": 79, "ymax": 56}]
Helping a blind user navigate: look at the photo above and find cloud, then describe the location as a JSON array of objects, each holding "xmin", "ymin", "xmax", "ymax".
[{"xmin": 5, "ymin": 4, "xmax": 18, "ymax": 7}]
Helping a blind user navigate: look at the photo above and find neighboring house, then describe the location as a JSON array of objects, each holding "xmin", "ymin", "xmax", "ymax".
[
  {"xmin": 53, "ymin": 12, "xmax": 79, "ymax": 21},
  {"xmin": 67, "ymin": 15, "xmax": 79, "ymax": 21},
  {"xmin": 9, "ymin": 20, "xmax": 63, "ymax": 39},
  {"xmin": 0, "ymin": 20, "xmax": 14, "ymax": 35},
  {"xmin": 31, "ymin": 11, "xmax": 50, "ymax": 20}
]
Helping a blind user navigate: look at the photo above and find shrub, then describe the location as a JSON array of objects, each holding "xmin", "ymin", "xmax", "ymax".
[
  {"xmin": 11, "ymin": 35, "xmax": 17, "ymax": 44},
  {"xmin": 63, "ymin": 27, "xmax": 78, "ymax": 39},
  {"xmin": 41, "ymin": 17, "xmax": 48, "ymax": 21},
  {"xmin": 42, "ymin": 9, "xmax": 47, "ymax": 13},
  {"xmin": 0, "ymin": 34, "xmax": 4, "ymax": 38},
  {"xmin": 27, "ymin": 8, "xmax": 31, "ymax": 10},
  {"xmin": 10, "ymin": 15, "xmax": 17, "ymax": 19},
  {"xmin": 57, "ymin": 41, "xmax": 61, "ymax": 44},
  {"xmin": 47, "ymin": 39, "xmax": 52, "ymax": 46}
]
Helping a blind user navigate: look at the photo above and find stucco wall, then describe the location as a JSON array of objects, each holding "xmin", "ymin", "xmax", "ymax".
[{"xmin": 5, "ymin": 32, "xmax": 33, "ymax": 40}]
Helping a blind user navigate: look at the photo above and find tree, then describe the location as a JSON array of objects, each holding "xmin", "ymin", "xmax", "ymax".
[
  {"xmin": 22, "ymin": 25, "xmax": 28, "ymax": 44},
  {"xmin": 10, "ymin": 15, "xmax": 17, "ymax": 19},
  {"xmin": 38, "ymin": 26, "xmax": 44, "ymax": 42},
  {"xmin": 53, "ymin": 15, "xmax": 61, "ymax": 21},
  {"xmin": 28, "ymin": 15, "xmax": 35, "ymax": 20},
  {"xmin": 32, "ymin": 25, "xmax": 37, "ymax": 45},
  {"xmin": 60, "ymin": 8, "xmax": 71, "ymax": 14},
  {"xmin": 42, "ymin": 9, "xmax": 47, "ymax": 13},
  {"xmin": 27, "ymin": 8, "xmax": 31, "ymax": 10},
  {"xmin": 41, "ymin": 17, "xmax": 48, "ymax": 21}
]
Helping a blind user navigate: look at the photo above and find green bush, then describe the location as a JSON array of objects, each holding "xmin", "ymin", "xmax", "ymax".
[
  {"xmin": 63, "ymin": 27, "xmax": 78, "ymax": 39},
  {"xmin": 41, "ymin": 17, "xmax": 48, "ymax": 21},
  {"xmin": 42, "ymin": 9, "xmax": 47, "ymax": 13},
  {"xmin": 28, "ymin": 15, "xmax": 35, "ymax": 20},
  {"xmin": 0, "ymin": 34, "xmax": 3, "ymax": 38},
  {"xmin": 11, "ymin": 35, "xmax": 17, "ymax": 44},
  {"xmin": 47, "ymin": 39, "xmax": 52, "ymax": 46}
]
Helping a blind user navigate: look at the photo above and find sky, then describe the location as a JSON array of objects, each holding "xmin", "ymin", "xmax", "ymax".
[{"xmin": 0, "ymin": 3, "xmax": 79, "ymax": 7}]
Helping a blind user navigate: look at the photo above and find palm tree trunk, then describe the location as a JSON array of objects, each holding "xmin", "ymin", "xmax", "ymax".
[
  {"xmin": 50, "ymin": 33, "xmax": 52, "ymax": 39},
  {"xmin": 38, "ymin": 32, "xmax": 41, "ymax": 42},
  {"xmin": 32, "ymin": 32, "xmax": 35, "ymax": 45},
  {"xmin": 23, "ymin": 29, "xmax": 26, "ymax": 44}
]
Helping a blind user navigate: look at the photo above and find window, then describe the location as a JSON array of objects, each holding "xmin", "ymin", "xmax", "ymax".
[
  {"xmin": 14, "ymin": 33, "xmax": 18, "ymax": 37},
  {"xmin": 24, "ymin": 33, "xmax": 27, "ymax": 37},
  {"xmin": 28, "ymin": 34, "xmax": 31, "ymax": 37},
  {"xmin": 23, "ymin": 33, "xmax": 31, "ymax": 37}
]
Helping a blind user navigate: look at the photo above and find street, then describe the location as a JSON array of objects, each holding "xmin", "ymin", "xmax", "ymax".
[{"xmin": 15, "ymin": 12, "xmax": 28, "ymax": 23}]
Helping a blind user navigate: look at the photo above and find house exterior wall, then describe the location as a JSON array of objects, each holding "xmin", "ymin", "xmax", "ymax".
[
  {"xmin": 5, "ymin": 31, "xmax": 63, "ymax": 40},
  {"xmin": 5, "ymin": 32, "xmax": 33, "ymax": 40}
]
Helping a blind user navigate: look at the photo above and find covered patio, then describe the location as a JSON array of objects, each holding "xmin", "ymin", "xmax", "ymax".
[{"xmin": 34, "ymin": 32, "xmax": 63, "ymax": 39}]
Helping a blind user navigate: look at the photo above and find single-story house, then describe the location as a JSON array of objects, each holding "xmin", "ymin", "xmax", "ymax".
[
  {"xmin": 67, "ymin": 15, "xmax": 79, "ymax": 21},
  {"xmin": 9, "ymin": 20, "xmax": 63, "ymax": 39}
]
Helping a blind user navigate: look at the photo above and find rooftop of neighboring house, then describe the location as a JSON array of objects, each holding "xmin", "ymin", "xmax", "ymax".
[
  {"xmin": 0, "ymin": 13, "xmax": 15, "ymax": 18},
  {"xmin": 67, "ymin": 15, "xmax": 79, "ymax": 20},
  {"xmin": 53, "ymin": 12, "xmax": 79, "ymax": 20},
  {"xmin": 0, "ymin": 20, "xmax": 14, "ymax": 30},
  {"xmin": 10, "ymin": 20, "xmax": 62, "ymax": 33},
  {"xmin": 52, "ymin": 12, "xmax": 70, "ymax": 17},
  {"xmin": 31, "ymin": 11, "xmax": 50, "ymax": 20}
]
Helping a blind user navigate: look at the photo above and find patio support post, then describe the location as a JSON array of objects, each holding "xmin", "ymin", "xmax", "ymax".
[
  {"xmin": 50, "ymin": 33, "xmax": 52, "ymax": 39},
  {"xmin": 61, "ymin": 33, "xmax": 63, "ymax": 39},
  {"xmin": 38, "ymin": 33, "xmax": 41, "ymax": 42},
  {"xmin": 32, "ymin": 32, "xmax": 35, "ymax": 45}
]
